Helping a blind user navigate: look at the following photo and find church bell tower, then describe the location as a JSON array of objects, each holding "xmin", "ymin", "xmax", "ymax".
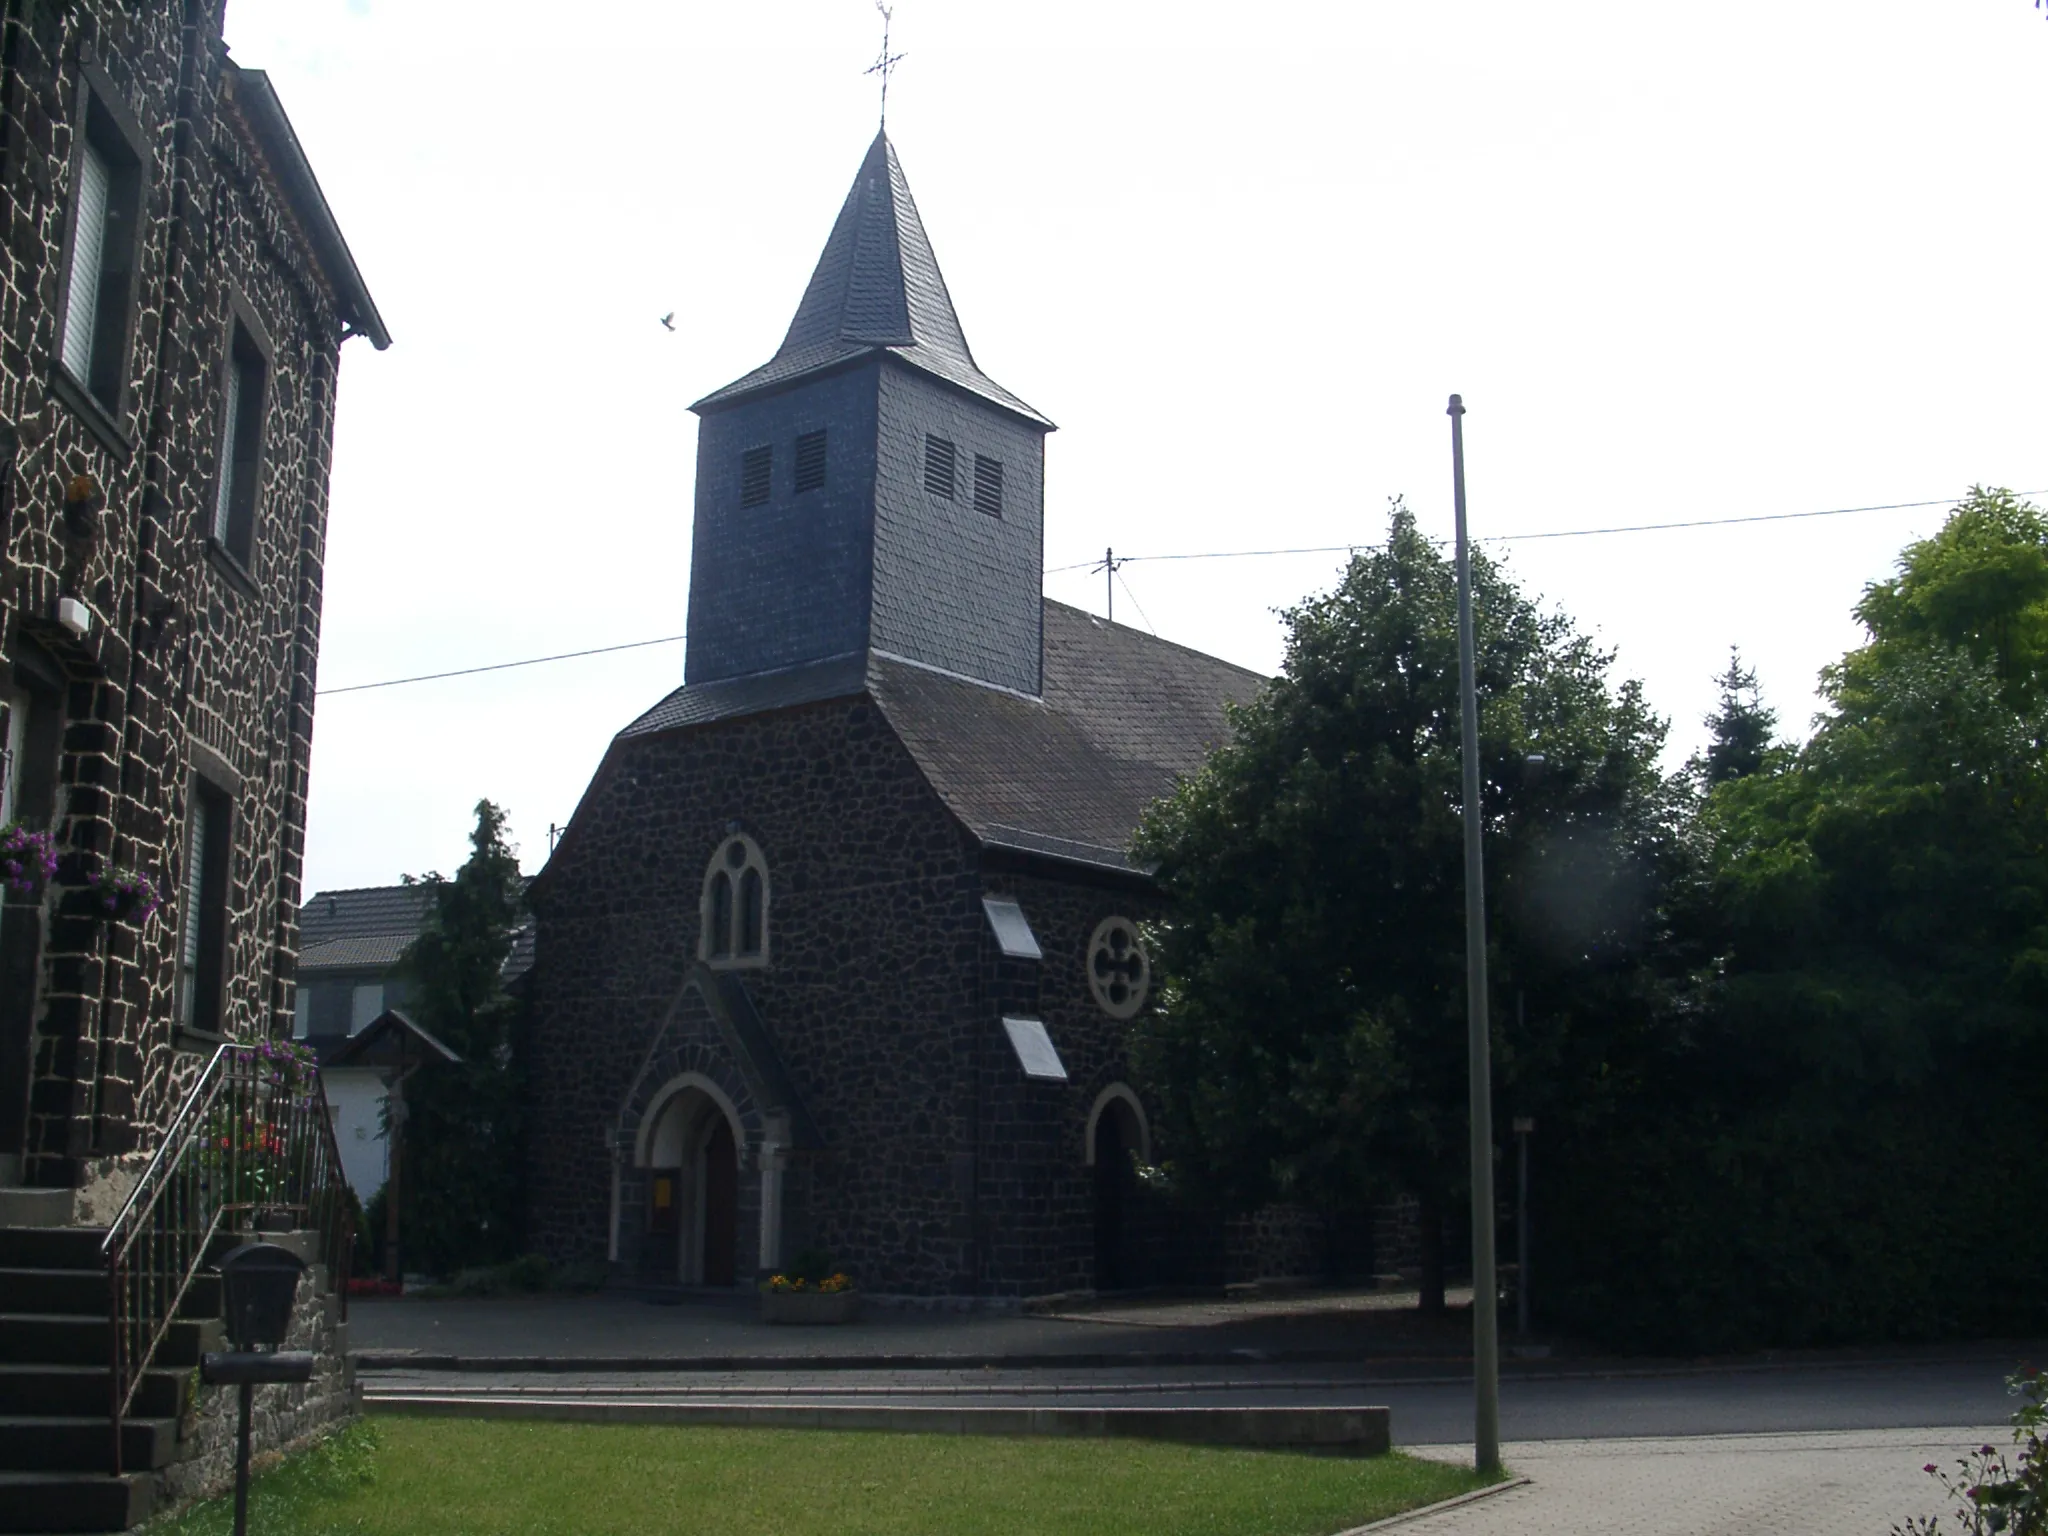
[{"xmin": 684, "ymin": 133, "xmax": 1054, "ymax": 698}]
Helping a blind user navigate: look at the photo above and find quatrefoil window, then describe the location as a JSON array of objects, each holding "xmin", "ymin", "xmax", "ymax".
[{"xmin": 1087, "ymin": 916, "xmax": 1150, "ymax": 1020}]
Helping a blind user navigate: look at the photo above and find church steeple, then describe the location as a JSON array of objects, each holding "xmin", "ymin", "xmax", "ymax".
[
  {"xmin": 684, "ymin": 133, "xmax": 1053, "ymax": 699},
  {"xmin": 693, "ymin": 133, "xmax": 1049, "ymax": 428}
]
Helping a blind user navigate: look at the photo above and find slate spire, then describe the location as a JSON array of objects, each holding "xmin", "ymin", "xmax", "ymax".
[{"xmin": 693, "ymin": 132, "xmax": 1050, "ymax": 426}]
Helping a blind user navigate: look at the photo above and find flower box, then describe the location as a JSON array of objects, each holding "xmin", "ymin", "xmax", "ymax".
[{"xmin": 759, "ymin": 1287, "xmax": 861, "ymax": 1325}]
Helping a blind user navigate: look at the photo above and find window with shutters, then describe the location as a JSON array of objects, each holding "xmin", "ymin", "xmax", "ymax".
[
  {"xmin": 700, "ymin": 833, "xmax": 769, "ymax": 968},
  {"xmin": 212, "ymin": 313, "xmax": 270, "ymax": 567},
  {"xmin": 739, "ymin": 445, "xmax": 772, "ymax": 507},
  {"xmin": 923, "ymin": 436, "xmax": 956, "ymax": 498},
  {"xmin": 55, "ymin": 75, "xmax": 147, "ymax": 423},
  {"xmin": 176, "ymin": 780, "xmax": 231, "ymax": 1037},
  {"xmin": 973, "ymin": 455, "xmax": 1003, "ymax": 518},
  {"xmin": 794, "ymin": 430, "xmax": 827, "ymax": 494}
]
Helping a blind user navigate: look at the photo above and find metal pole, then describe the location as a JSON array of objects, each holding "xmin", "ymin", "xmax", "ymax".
[
  {"xmin": 1105, "ymin": 547, "xmax": 1114, "ymax": 623},
  {"xmin": 1448, "ymin": 392, "xmax": 1501, "ymax": 1475},
  {"xmin": 1516, "ymin": 1119, "xmax": 1532, "ymax": 1337},
  {"xmin": 233, "ymin": 1381, "xmax": 253, "ymax": 1536}
]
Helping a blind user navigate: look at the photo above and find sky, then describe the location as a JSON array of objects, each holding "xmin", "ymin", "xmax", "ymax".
[{"xmin": 218, "ymin": 0, "xmax": 2048, "ymax": 895}]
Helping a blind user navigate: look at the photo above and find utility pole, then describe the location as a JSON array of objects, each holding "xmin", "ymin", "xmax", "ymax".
[
  {"xmin": 1092, "ymin": 546, "xmax": 1124, "ymax": 623},
  {"xmin": 1448, "ymin": 393, "xmax": 1502, "ymax": 1476}
]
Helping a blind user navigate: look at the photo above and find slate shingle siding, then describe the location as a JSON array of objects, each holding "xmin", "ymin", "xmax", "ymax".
[
  {"xmin": 0, "ymin": 2, "xmax": 373, "ymax": 1190},
  {"xmin": 870, "ymin": 363, "xmax": 1044, "ymax": 697}
]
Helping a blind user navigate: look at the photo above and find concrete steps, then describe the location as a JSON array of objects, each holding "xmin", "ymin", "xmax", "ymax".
[{"xmin": 0, "ymin": 1227, "xmax": 190, "ymax": 1531}]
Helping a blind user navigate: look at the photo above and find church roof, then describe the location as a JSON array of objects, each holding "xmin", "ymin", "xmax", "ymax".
[
  {"xmin": 618, "ymin": 602, "xmax": 1264, "ymax": 875},
  {"xmin": 691, "ymin": 133, "xmax": 1052, "ymax": 429}
]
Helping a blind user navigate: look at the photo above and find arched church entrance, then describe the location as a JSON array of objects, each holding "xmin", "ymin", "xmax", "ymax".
[
  {"xmin": 641, "ymin": 1081, "xmax": 743, "ymax": 1287},
  {"xmin": 1091, "ymin": 1095, "xmax": 1145, "ymax": 1292}
]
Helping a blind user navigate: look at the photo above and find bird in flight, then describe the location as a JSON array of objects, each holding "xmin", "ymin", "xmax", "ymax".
[{"xmin": 659, "ymin": 312, "xmax": 676, "ymax": 331}]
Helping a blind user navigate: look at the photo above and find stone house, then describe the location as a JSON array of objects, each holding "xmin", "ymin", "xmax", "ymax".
[
  {"xmin": 526, "ymin": 132, "xmax": 1322, "ymax": 1299},
  {"xmin": 0, "ymin": 0, "xmax": 384, "ymax": 1524}
]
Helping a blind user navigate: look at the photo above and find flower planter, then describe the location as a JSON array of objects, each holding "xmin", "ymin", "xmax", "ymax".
[{"xmin": 759, "ymin": 1288, "xmax": 861, "ymax": 1325}]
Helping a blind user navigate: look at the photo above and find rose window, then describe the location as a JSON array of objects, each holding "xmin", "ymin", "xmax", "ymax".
[{"xmin": 1087, "ymin": 916, "xmax": 1150, "ymax": 1020}]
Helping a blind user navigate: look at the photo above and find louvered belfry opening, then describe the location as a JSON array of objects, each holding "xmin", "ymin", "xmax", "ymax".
[
  {"xmin": 973, "ymin": 454, "xmax": 1003, "ymax": 518},
  {"xmin": 739, "ymin": 444, "xmax": 772, "ymax": 507},
  {"xmin": 794, "ymin": 429, "xmax": 827, "ymax": 493},
  {"xmin": 923, "ymin": 435, "xmax": 956, "ymax": 498}
]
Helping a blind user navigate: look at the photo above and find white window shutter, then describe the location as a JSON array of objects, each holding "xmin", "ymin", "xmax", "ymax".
[
  {"xmin": 213, "ymin": 356, "xmax": 243, "ymax": 541},
  {"xmin": 61, "ymin": 141, "xmax": 109, "ymax": 384}
]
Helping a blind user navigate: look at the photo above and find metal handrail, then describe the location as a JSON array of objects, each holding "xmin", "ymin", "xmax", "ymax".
[{"xmin": 101, "ymin": 1042, "xmax": 354, "ymax": 1473}]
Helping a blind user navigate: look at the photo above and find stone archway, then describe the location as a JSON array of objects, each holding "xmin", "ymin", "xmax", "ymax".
[
  {"xmin": 639, "ymin": 1076, "xmax": 745, "ymax": 1287},
  {"xmin": 1090, "ymin": 1090, "xmax": 1148, "ymax": 1292}
]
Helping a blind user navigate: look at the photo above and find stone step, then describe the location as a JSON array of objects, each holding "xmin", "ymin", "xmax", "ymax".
[
  {"xmin": 0, "ymin": 1228, "xmax": 107, "ymax": 1271},
  {"xmin": 0, "ymin": 1471, "xmax": 153, "ymax": 1532},
  {"xmin": 0, "ymin": 1314, "xmax": 218, "ymax": 1369},
  {"xmin": 0, "ymin": 1416, "xmax": 179, "ymax": 1473},
  {"xmin": 0, "ymin": 1189, "xmax": 71, "ymax": 1227},
  {"xmin": 0, "ymin": 1365, "xmax": 186, "ymax": 1419},
  {"xmin": 0, "ymin": 1266, "xmax": 222, "ymax": 1318}
]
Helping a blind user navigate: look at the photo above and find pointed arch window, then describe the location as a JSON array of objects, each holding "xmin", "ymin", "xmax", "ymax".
[{"xmin": 701, "ymin": 833, "xmax": 769, "ymax": 967}]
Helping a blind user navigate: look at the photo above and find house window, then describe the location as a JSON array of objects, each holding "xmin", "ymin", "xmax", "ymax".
[
  {"xmin": 350, "ymin": 983, "xmax": 385, "ymax": 1034},
  {"xmin": 700, "ymin": 834, "xmax": 769, "ymax": 967},
  {"xmin": 292, "ymin": 987, "xmax": 310, "ymax": 1039},
  {"xmin": 739, "ymin": 445, "xmax": 772, "ymax": 508},
  {"xmin": 212, "ymin": 319, "xmax": 269, "ymax": 565},
  {"xmin": 923, "ymin": 435, "xmax": 956, "ymax": 498},
  {"xmin": 794, "ymin": 430, "xmax": 827, "ymax": 494},
  {"xmin": 177, "ymin": 780, "xmax": 232, "ymax": 1036},
  {"xmin": 973, "ymin": 455, "xmax": 1003, "ymax": 518},
  {"xmin": 57, "ymin": 80, "xmax": 146, "ymax": 416}
]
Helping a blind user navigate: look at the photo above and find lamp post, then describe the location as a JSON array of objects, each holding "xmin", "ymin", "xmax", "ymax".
[
  {"xmin": 201, "ymin": 1242, "xmax": 316, "ymax": 1536},
  {"xmin": 1448, "ymin": 393, "xmax": 1502, "ymax": 1476},
  {"xmin": 1513, "ymin": 1116, "xmax": 1535, "ymax": 1337}
]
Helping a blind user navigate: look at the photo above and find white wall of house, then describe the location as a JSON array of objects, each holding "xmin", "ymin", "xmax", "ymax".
[{"xmin": 324, "ymin": 1067, "xmax": 390, "ymax": 1199}]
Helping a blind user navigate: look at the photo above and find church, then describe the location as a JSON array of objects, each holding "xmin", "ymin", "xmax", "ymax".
[{"xmin": 524, "ymin": 132, "xmax": 1319, "ymax": 1298}]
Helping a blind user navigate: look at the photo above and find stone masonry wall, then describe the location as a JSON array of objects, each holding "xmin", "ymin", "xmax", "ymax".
[
  {"xmin": 157, "ymin": 1253, "xmax": 358, "ymax": 1509},
  {"xmin": 527, "ymin": 694, "xmax": 987, "ymax": 1295},
  {"xmin": 0, "ymin": 0, "xmax": 348, "ymax": 1189}
]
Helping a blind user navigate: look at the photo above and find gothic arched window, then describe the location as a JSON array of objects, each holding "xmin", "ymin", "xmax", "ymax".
[{"xmin": 701, "ymin": 833, "xmax": 769, "ymax": 967}]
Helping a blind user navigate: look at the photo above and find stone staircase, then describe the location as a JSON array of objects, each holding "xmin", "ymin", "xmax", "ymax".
[{"xmin": 0, "ymin": 1221, "xmax": 224, "ymax": 1533}]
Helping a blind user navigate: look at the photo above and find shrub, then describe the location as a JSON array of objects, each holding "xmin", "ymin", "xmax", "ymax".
[{"xmin": 1894, "ymin": 1367, "xmax": 2045, "ymax": 1535}]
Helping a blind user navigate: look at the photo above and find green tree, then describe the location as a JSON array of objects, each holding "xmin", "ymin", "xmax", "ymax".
[
  {"xmin": 391, "ymin": 799, "xmax": 527, "ymax": 1275},
  {"xmin": 1541, "ymin": 489, "xmax": 2048, "ymax": 1350},
  {"xmin": 1130, "ymin": 500, "xmax": 1685, "ymax": 1310},
  {"xmin": 1696, "ymin": 648, "xmax": 1777, "ymax": 786}
]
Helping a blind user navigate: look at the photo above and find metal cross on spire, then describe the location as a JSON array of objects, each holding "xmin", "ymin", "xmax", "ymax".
[{"xmin": 866, "ymin": 1, "xmax": 907, "ymax": 128}]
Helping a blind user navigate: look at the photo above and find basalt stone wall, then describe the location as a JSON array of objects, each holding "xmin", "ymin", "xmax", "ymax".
[
  {"xmin": 526, "ymin": 694, "xmax": 988, "ymax": 1294},
  {"xmin": 0, "ymin": 1, "xmax": 348, "ymax": 1189},
  {"xmin": 973, "ymin": 858, "xmax": 1160, "ymax": 1296},
  {"xmin": 158, "ymin": 1251, "xmax": 357, "ymax": 1509}
]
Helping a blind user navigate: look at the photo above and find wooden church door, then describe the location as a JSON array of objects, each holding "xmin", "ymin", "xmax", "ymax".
[{"xmin": 701, "ymin": 1117, "xmax": 739, "ymax": 1287}]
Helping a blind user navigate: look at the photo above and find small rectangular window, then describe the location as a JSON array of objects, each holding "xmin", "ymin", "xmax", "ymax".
[
  {"xmin": 350, "ymin": 983, "xmax": 385, "ymax": 1034},
  {"xmin": 973, "ymin": 455, "xmax": 1003, "ymax": 518},
  {"xmin": 212, "ymin": 323, "xmax": 268, "ymax": 564},
  {"xmin": 57, "ymin": 84, "xmax": 145, "ymax": 414},
  {"xmin": 923, "ymin": 435, "xmax": 956, "ymax": 499},
  {"xmin": 739, "ymin": 445, "xmax": 772, "ymax": 508},
  {"xmin": 794, "ymin": 430, "xmax": 827, "ymax": 494},
  {"xmin": 982, "ymin": 896, "xmax": 1043, "ymax": 960},
  {"xmin": 177, "ymin": 780, "xmax": 231, "ymax": 1035},
  {"xmin": 1001, "ymin": 1016, "xmax": 1068, "ymax": 1082}
]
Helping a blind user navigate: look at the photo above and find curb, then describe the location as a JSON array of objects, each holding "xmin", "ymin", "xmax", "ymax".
[
  {"xmin": 364, "ymin": 1394, "xmax": 1393, "ymax": 1452},
  {"xmin": 1331, "ymin": 1475, "xmax": 1531, "ymax": 1533}
]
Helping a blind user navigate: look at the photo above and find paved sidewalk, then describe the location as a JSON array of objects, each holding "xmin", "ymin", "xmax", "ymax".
[{"xmin": 1397, "ymin": 1428, "xmax": 2001, "ymax": 1535}]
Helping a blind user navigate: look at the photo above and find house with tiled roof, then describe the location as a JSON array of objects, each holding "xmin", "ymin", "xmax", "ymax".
[
  {"xmin": 296, "ymin": 883, "xmax": 532, "ymax": 1198},
  {"xmin": 526, "ymin": 132, "xmax": 1307, "ymax": 1298}
]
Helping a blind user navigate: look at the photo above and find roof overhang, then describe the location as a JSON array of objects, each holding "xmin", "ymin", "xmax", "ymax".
[
  {"xmin": 324, "ymin": 1008, "xmax": 459, "ymax": 1070},
  {"xmin": 230, "ymin": 68, "xmax": 391, "ymax": 350}
]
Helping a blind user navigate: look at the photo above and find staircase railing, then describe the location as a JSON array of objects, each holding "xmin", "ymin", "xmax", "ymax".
[{"xmin": 101, "ymin": 1041, "xmax": 355, "ymax": 1473}]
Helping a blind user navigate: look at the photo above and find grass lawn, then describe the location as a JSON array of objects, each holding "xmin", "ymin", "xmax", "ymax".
[{"xmin": 145, "ymin": 1417, "xmax": 1496, "ymax": 1536}]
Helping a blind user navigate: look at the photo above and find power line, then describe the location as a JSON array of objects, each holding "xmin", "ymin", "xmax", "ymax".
[
  {"xmin": 1043, "ymin": 490, "xmax": 2047, "ymax": 573},
  {"xmin": 317, "ymin": 633, "xmax": 687, "ymax": 696}
]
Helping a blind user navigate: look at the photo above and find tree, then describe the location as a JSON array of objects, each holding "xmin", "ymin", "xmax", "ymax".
[
  {"xmin": 1130, "ymin": 500, "xmax": 1686, "ymax": 1310},
  {"xmin": 389, "ymin": 800, "xmax": 527, "ymax": 1275},
  {"xmin": 1697, "ymin": 648, "xmax": 1777, "ymax": 786},
  {"xmin": 1538, "ymin": 489, "xmax": 2048, "ymax": 1350}
]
